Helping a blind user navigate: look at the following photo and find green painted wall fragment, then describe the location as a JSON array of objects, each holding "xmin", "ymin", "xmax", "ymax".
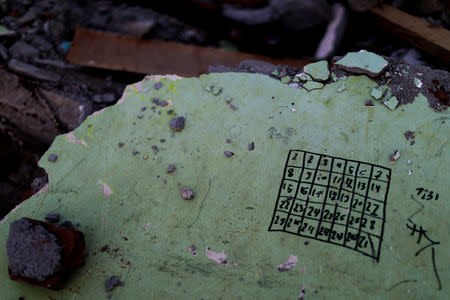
[
  {"xmin": 337, "ymin": 82, "xmax": 346, "ymax": 92},
  {"xmin": 303, "ymin": 81, "xmax": 324, "ymax": 91},
  {"xmin": 384, "ymin": 96, "xmax": 399, "ymax": 110},
  {"xmin": 335, "ymin": 50, "xmax": 388, "ymax": 77},
  {"xmin": 303, "ymin": 60, "xmax": 330, "ymax": 81},
  {"xmin": 280, "ymin": 76, "xmax": 290, "ymax": 84},
  {"xmin": 0, "ymin": 72, "xmax": 448, "ymax": 299},
  {"xmin": 370, "ymin": 87, "xmax": 383, "ymax": 100},
  {"xmin": 0, "ymin": 25, "xmax": 14, "ymax": 36}
]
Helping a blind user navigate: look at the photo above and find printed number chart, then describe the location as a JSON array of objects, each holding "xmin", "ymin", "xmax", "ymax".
[{"xmin": 269, "ymin": 150, "xmax": 391, "ymax": 260}]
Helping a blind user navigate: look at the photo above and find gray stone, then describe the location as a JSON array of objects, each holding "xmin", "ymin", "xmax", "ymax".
[
  {"xmin": 9, "ymin": 41, "xmax": 39, "ymax": 62},
  {"xmin": 6, "ymin": 218, "xmax": 62, "ymax": 282},
  {"xmin": 8, "ymin": 59, "xmax": 60, "ymax": 82},
  {"xmin": 38, "ymin": 89, "xmax": 84, "ymax": 130},
  {"xmin": 93, "ymin": 93, "xmax": 116, "ymax": 104},
  {"xmin": 0, "ymin": 43, "xmax": 8, "ymax": 61},
  {"xmin": 223, "ymin": 0, "xmax": 330, "ymax": 31}
]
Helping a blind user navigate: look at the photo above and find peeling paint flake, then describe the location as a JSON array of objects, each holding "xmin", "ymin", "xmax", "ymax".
[
  {"xmin": 101, "ymin": 183, "xmax": 112, "ymax": 197},
  {"xmin": 335, "ymin": 50, "xmax": 388, "ymax": 77},
  {"xmin": 303, "ymin": 60, "xmax": 330, "ymax": 81},
  {"xmin": 303, "ymin": 81, "xmax": 324, "ymax": 91},
  {"xmin": 384, "ymin": 96, "xmax": 399, "ymax": 110},
  {"xmin": 370, "ymin": 87, "xmax": 383, "ymax": 100},
  {"xmin": 205, "ymin": 248, "xmax": 228, "ymax": 265},
  {"xmin": 278, "ymin": 254, "xmax": 298, "ymax": 272},
  {"xmin": 414, "ymin": 77, "xmax": 423, "ymax": 88}
]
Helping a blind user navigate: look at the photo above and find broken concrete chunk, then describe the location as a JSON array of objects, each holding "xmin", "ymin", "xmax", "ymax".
[
  {"xmin": 384, "ymin": 96, "xmax": 399, "ymax": 110},
  {"xmin": 337, "ymin": 82, "xmax": 346, "ymax": 92},
  {"xmin": 170, "ymin": 116, "xmax": 185, "ymax": 132},
  {"xmin": 303, "ymin": 81, "xmax": 324, "ymax": 91},
  {"xmin": 370, "ymin": 87, "xmax": 383, "ymax": 100},
  {"xmin": 303, "ymin": 60, "xmax": 330, "ymax": 81},
  {"xmin": 0, "ymin": 44, "xmax": 8, "ymax": 61},
  {"xmin": 7, "ymin": 59, "xmax": 60, "ymax": 82},
  {"xmin": 6, "ymin": 218, "xmax": 62, "ymax": 282},
  {"xmin": 181, "ymin": 188, "xmax": 194, "ymax": 200},
  {"xmin": 335, "ymin": 50, "xmax": 388, "ymax": 77}
]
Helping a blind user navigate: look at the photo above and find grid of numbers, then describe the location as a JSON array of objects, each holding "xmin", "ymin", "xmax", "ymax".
[{"xmin": 269, "ymin": 150, "xmax": 391, "ymax": 261}]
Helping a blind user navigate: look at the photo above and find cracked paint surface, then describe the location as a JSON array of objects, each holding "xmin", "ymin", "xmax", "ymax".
[{"xmin": 0, "ymin": 70, "xmax": 448, "ymax": 299}]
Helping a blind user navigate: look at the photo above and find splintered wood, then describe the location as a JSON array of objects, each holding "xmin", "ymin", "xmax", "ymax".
[{"xmin": 66, "ymin": 28, "xmax": 311, "ymax": 76}]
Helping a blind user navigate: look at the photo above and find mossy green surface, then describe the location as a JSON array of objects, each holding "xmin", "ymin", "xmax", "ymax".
[{"xmin": 0, "ymin": 73, "xmax": 448, "ymax": 299}]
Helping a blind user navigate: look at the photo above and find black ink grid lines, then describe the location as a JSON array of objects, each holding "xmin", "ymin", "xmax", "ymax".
[{"xmin": 269, "ymin": 150, "xmax": 391, "ymax": 261}]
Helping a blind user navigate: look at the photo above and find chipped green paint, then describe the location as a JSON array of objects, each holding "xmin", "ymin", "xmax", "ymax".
[
  {"xmin": 296, "ymin": 73, "xmax": 312, "ymax": 81},
  {"xmin": 271, "ymin": 69, "xmax": 279, "ymax": 77},
  {"xmin": 370, "ymin": 87, "xmax": 383, "ymax": 100},
  {"xmin": 0, "ymin": 25, "xmax": 14, "ymax": 36},
  {"xmin": 292, "ymin": 77, "xmax": 300, "ymax": 83},
  {"xmin": 414, "ymin": 77, "xmax": 423, "ymax": 88},
  {"xmin": 331, "ymin": 73, "xmax": 338, "ymax": 82},
  {"xmin": 335, "ymin": 50, "xmax": 388, "ymax": 77},
  {"xmin": 303, "ymin": 81, "xmax": 324, "ymax": 91},
  {"xmin": 384, "ymin": 96, "xmax": 399, "ymax": 110},
  {"xmin": 280, "ymin": 76, "xmax": 291, "ymax": 84},
  {"xmin": 0, "ymin": 72, "xmax": 448, "ymax": 299},
  {"xmin": 337, "ymin": 82, "xmax": 346, "ymax": 92},
  {"xmin": 303, "ymin": 60, "xmax": 330, "ymax": 81}
]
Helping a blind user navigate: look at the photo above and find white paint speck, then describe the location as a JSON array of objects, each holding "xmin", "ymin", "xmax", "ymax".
[
  {"xmin": 205, "ymin": 248, "xmax": 228, "ymax": 265},
  {"xmin": 291, "ymin": 107, "xmax": 297, "ymax": 112},
  {"xmin": 408, "ymin": 170, "xmax": 412, "ymax": 176},
  {"xmin": 101, "ymin": 183, "xmax": 112, "ymax": 197},
  {"xmin": 278, "ymin": 254, "xmax": 298, "ymax": 271},
  {"xmin": 65, "ymin": 132, "xmax": 88, "ymax": 146}
]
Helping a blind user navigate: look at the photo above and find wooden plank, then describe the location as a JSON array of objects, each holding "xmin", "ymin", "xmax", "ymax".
[
  {"xmin": 371, "ymin": 4, "xmax": 450, "ymax": 64},
  {"xmin": 66, "ymin": 27, "xmax": 312, "ymax": 76}
]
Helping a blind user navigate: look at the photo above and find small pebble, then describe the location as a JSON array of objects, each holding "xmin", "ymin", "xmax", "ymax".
[
  {"xmin": 167, "ymin": 164, "xmax": 176, "ymax": 173},
  {"xmin": 181, "ymin": 188, "xmax": 194, "ymax": 200},
  {"xmin": 45, "ymin": 213, "xmax": 60, "ymax": 223},
  {"xmin": 141, "ymin": 106, "xmax": 147, "ymax": 111},
  {"xmin": 160, "ymin": 139, "xmax": 166, "ymax": 143},
  {"xmin": 248, "ymin": 142, "xmax": 254, "ymax": 151},
  {"xmin": 226, "ymin": 138, "xmax": 231, "ymax": 144},
  {"xmin": 118, "ymin": 142, "xmax": 124, "ymax": 147},
  {"xmin": 365, "ymin": 100, "xmax": 374, "ymax": 107},
  {"xmin": 159, "ymin": 100, "xmax": 169, "ymax": 107},
  {"xmin": 137, "ymin": 114, "xmax": 143, "ymax": 119},
  {"xmin": 132, "ymin": 150, "xmax": 139, "ymax": 156},
  {"xmin": 170, "ymin": 116, "xmax": 185, "ymax": 132},
  {"xmin": 152, "ymin": 98, "xmax": 160, "ymax": 105},
  {"xmin": 154, "ymin": 82, "xmax": 163, "ymax": 90},
  {"xmin": 167, "ymin": 110, "xmax": 174, "ymax": 115},
  {"xmin": 48, "ymin": 153, "xmax": 58, "ymax": 162},
  {"xmin": 224, "ymin": 150, "xmax": 234, "ymax": 158}
]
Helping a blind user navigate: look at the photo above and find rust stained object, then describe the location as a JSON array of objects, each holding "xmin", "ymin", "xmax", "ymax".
[
  {"xmin": 371, "ymin": 4, "xmax": 450, "ymax": 64},
  {"xmin": 66, "ymin": 28, "xmax": 312, "ymax": 76}
]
